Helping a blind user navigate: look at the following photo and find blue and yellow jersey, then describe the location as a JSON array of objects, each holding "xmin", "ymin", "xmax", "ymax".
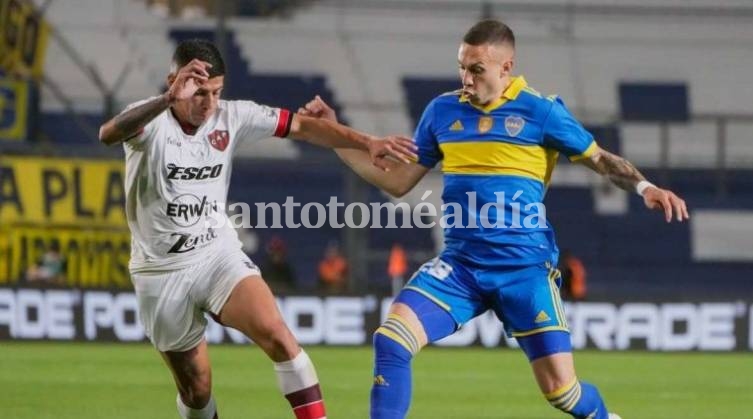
[{"xmin": 414, "ymin": 76, "xmax": 597, "ymax": 267}]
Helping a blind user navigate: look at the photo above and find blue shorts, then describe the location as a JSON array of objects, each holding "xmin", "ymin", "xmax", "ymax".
[{"xmin": 404, "ymin": 253, "xmax": 568, "ymax": 338}]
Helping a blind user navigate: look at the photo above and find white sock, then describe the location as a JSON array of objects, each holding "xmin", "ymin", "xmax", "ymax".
[
  {"xmin": 273, "ymin": 349, "xmax": 319, "ymax": 394},
  {"xmin": 176, "ymin": 394, "xmax": 216, "ymax": 419}
]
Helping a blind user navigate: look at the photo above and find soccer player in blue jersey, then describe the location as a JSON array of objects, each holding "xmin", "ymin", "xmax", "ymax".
[{"xmin": 301, "ymin": 19, "xmax": 688, "ymax": 419}]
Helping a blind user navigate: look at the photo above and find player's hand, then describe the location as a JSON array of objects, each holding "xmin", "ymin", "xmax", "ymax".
[
  {"xmin": 642, "ymin": 186, "xmax": 689, "ymax": 223},
  {"xmin": 298, "ymin": 95, "xmax": 338, "ymax": 122},
  {"xmin": 166, "ymin": 59, "xmax": 211, "ymax": 102},
  {"xmin": 368, "ymin": 136, "xmax": 418, "ymax": 171}
]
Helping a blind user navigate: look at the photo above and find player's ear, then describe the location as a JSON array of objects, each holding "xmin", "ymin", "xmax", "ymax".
[
  {"xmin": 166, "ymin": 73, "xmax": 176, "ymax": 87},
  {"xmin": 501, "ymin": 59, "xmax": 514, "ymax": 75}
]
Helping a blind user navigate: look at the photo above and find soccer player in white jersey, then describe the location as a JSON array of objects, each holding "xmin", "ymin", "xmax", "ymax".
[{"xmin": 99, "ymin": 39, "xmax": 416, "ymax": 419}]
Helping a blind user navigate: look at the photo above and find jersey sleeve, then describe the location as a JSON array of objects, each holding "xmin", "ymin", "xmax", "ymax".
[
  {"xmin": 120, "ymin": 96, "xmax": 163, "ymax": 147},
  {"xmin": 232, "ymin": 100, "xmax": 293, "ymax": 142},
  {"xmin": 413, "ymin": 99, "xmax": 442, "ymax": 168},
  {"xmin": 542, "ymin": 96, "xmax": 597, "ymax": 161}
]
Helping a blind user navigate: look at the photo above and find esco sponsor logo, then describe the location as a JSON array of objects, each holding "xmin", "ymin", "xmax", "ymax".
[{"xmin": 166, "ymin": 163, "xmax": 223, "ymax": 181}]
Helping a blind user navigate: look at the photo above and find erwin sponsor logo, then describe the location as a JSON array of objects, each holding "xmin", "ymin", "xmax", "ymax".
[{"xmin": 166, "ymin": 194, "xmax": 219, "ymax": 227}]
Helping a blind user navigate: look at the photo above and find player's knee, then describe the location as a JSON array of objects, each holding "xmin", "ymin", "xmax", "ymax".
[
  {"xmin": 373, "ymin": 315, "xmax": 422, "ymax": 362},
  {"xmin": 255, "ymin": 320, "xmax": 299, "ymax": 361},
  {"xmin": 179, "ymin": 376, "xmax": 212, "ymax": 408}
]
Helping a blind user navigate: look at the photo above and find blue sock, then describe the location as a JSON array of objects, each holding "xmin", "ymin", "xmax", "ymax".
[
  {"xmin": 546, "ymin": 379, "xmax": 609, "ymax": 419},
  {"xmin": 370, "ymin": 316, "xmax": 418, "ymax": 419},
  {"xmin": 371, "ymin": 290, "xmax": 456, "ymax": 419}
]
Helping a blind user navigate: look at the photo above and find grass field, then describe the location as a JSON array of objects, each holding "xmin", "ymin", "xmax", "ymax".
[{"xmin": 1, "ymin": 342, "xmax": 751, "ymax": 418}]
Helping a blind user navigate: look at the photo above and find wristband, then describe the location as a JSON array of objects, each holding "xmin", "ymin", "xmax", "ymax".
[{"xmin": 636, "ymin": 180, "xmax": 656, "ymax": 196}]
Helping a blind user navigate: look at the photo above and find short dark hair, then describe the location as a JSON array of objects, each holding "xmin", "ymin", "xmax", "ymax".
[
  {"xmin": 463, "ymin": 19, "xmax": 515, "ymax": 48},
  {"xmin": 171, "ymin": 39, "xmax": 226, "ymax": 77}
]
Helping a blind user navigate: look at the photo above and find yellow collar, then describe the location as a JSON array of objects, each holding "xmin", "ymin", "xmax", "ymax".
[{"xmin": 460, "ymin": 76, "xmax": 528, "ymax": 113}]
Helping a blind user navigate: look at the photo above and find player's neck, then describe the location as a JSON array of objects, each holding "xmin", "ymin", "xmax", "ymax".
[
  {"xmin": 501, "ymin": 75, "xmax": 512, "ymax": 93},
  {"xmin": 170, "ymin": 108, "xmax": 199, "ymax": 135},
  {"xmin": 493, "ymin": 76, "xmax": 512, "ymax": 102}
]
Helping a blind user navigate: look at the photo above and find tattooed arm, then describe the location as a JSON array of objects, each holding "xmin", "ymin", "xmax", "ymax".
[
  {"xmin": 99, "ymin": 58, "xmax": 211, "ymax": 145},
  {"xmin": 579, "ymin": 147, "xmax": 647, "ymax": 191},
  {"xmin": 98, "ymin": 94, "xmax": 172, "ymax": 145},
  {"xmin": 578, "ymin": 145, "xmax": 690, "ymax": 222}
]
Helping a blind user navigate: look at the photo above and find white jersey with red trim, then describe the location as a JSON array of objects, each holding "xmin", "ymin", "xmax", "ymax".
[{"xmin": 122, "ymin": 98, "xmax": 291, "ymax": 273}]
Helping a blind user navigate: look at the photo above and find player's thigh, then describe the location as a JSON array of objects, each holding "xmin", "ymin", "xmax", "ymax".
[
  {"xmin": 201, "ymin": 249, "xmax": 262, "ymax": 317},
  {"xmin": 217, "ymin": 275, "xmax": 299, "ymax": 361},
  {"xmin": 161, "ymin": 339, "xmax": 213, "ymax": 405},
  {"xmin": 131, "ymin": 269, "xmax": 207, "ymax": 353},
  {"xmin": 487, "ymin": 262, "xmax": 568, "ymax": 338},
  {"xmin": 394, "ymin": 256, "xmax": 485, "ymax": 344},
  {"xmin": 386, "ymin": 296, "xmax": 457, "ymax": 348}
]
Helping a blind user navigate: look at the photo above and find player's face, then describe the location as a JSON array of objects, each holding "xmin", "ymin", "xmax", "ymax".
[
  {"xmin": 457, "ymin": 43, "xmax": 514, "ymax": 106},
  {"xmin": 178, "ymin": 76, "xmax": 224, "ymax": 127}
]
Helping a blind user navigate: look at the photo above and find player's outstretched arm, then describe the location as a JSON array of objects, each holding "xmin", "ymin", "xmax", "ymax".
[
  {"xmin": 98, "ymin": 59, "xmax": 211, "ymax": 145},
  {"xmin": 336, "ymin": 148, "xmax": 429, "ymax": 197},
  {"xmin": 578, "ymin": 145, "xmax": 690, "ymax": 222},
  {"xmin": 287, "ymin": 113, "xmax": 417, "ymax": 170},
  {"xmin": 297, "ymin": 96, "xmax": 428, "ymax": 197}
]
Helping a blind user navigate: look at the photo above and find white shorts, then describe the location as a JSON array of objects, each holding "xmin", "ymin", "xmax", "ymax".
[{"xmin": 131, "ymin": 248, "xmax": 260, "ymax": 352}]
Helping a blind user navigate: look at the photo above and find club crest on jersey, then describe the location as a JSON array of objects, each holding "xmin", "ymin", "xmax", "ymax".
[
  {"xmin": 504, "ymin": 115, "xmax": 525, "ymax": 137},
  {"xmin": 207, "ymin": 130, "xmax": 229, "ymax": 151},
  {"xmin": 478, "ymin": 116, "xmax": 494, "ymax": 134}
]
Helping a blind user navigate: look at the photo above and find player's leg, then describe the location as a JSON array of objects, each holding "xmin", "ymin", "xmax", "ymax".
[
  {"xmin": 371, "ymin": 297, "xmax": 455, "ymax": 419},
  {"xmin": 371, "ymin": 257, "xmax": 480, "ymax": 419},
  {"xmin": 217, "ymin": 274, "xmax": 326, "ymax": 419},
  {"xmin": 162, "ymin": 340, "xmax": 219, "ymax": 419},
  {"xmin": 131, "ymin": 268, "xmax": 219, "ymax": 419},
  {"xmin": 519, "ymin": 333, "xmax": 611, "ymax": 419},
  {"xmin": 490, "ymin": 262, "xmax": 613, "ymax": 419}
]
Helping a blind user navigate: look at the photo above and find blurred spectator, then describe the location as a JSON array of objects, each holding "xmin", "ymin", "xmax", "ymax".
[
  {"xmin": 260, "ymin": 236, "xmax": 296, "ymax": 292},
  {"xmin": 388, "ymin": 244, "xmax": 408, "ymax": 297},
  {"xmin": 318, "ymin": 241, "xmax": 348, "ymax": 293},
  {"xmin": 558, "ymin": 250, "xmax": 587, "ymax": 301},
  {"xmin": 25, "ymin": 241, "xmax": 67, "ymax": 284}
]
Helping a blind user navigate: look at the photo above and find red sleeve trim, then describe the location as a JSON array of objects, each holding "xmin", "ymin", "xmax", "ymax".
[{"xmin": 274, "ymin": 108, "xmax": 293, "ymax": 138}]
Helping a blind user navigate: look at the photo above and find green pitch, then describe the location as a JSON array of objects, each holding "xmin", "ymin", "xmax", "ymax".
[{"xmin": 1, "ymin": 342, "xmax": 750, "ymax": 418}]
